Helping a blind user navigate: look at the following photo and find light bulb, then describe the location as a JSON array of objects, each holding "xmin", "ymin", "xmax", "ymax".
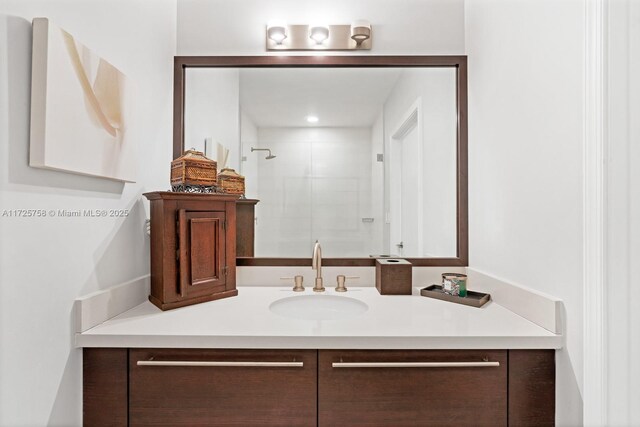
[
  {"xmin": 267, "ymin": 22, "xmax": 287, "ymax": 45},
  {"xmin": 309, "ymin": 25, "xmax": 329, "ymax": 44}
]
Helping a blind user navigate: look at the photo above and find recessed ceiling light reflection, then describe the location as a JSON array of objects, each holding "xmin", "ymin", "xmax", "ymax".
[{"xmin": 306, "ymin": 116, "xmax": 319, "ymax": 123}]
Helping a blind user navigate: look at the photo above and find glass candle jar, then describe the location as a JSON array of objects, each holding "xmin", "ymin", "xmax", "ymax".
[{"xmin": 442, "ymin": 273, "xmax": 467, "ymax": 297}]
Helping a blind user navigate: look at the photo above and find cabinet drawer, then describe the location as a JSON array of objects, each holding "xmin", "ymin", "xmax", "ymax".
[
  {"xmin": 318, "ymin": 349, "xmax": 507, "ymax": 427},
  {"xmin": 130, "ymin": 349, "xmax": 317, "ymax": 426}
]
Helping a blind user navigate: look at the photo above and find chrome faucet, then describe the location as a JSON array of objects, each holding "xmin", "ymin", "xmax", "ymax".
[{"xmin": 312, "ymin": 240, "xmax": 325, "ymax": 292}]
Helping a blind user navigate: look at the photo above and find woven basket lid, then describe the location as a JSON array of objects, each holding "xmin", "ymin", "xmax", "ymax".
[
  {"xmin": 219, "ymin": 168, "xmax": 243, "ymax": 178},
  {"xmin": 173, "ymin": 149, "xmax": 215, "ymax": 164}
]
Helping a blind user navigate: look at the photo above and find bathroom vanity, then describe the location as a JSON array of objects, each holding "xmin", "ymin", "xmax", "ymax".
[
  {"xmin": 85, "ymin": 347, "xmax": 553, "ymax": 426},
  {"xmin": 79, "ymin": 287, "xmax": 559, "ymax": 426},
  {"xmin": 81, "ymin": 55, "xmax": 557, "ymax": 425}
]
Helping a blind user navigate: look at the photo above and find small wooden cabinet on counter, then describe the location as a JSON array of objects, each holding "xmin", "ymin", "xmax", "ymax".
[
  {"xmin": 144, "ymin": 192, "xmax": 239, "ymax": 310},
  {"xmin": 83, "ymin": 348, "xmax": 555, "ymax": 426}
]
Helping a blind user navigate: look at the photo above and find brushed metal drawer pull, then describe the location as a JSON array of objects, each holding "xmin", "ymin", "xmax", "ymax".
[
  {"xmin": 138, "ymin": 360, "xmax": 304, "ymax": 368},
  {"xmin": 331, "ymin": 361, "xmax": 500, "ymax": 368}
]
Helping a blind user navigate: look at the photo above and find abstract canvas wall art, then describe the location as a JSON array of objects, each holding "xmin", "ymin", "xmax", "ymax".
[{"xmin": 29, "ymin": 18, "xmax": 135, "ymax": 182}]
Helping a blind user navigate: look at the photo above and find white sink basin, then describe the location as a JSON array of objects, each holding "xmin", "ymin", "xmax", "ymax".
[{"xmin": 269, "ymin": 295, "xmax": 369, "ymax": 321}]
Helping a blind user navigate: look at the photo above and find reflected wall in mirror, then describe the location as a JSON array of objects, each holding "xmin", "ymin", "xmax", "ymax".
[{"xmin": 176, "ymin": 56, "xmax": 467, "ymax": 266}]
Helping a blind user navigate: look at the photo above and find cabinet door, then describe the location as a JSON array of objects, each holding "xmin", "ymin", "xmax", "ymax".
[
  {"xmin": 318, "ymin": 350, "xmax": 507, "ymax": 427},
  {"xmin": 178, "ymin": 210, "xmax": 226, "ymax": 298},
  {"xmin": 129, "ymin": 349, "xmax": 317, "ymax": 426}
]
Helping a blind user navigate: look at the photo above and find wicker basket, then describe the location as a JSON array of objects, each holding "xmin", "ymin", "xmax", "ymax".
[
  {"xmin": 218, "ymin": 168, "xmax": 245, "ymax": 195},
  {"xmin": 171, "ymin": 149, "xmax": 217, "ymax": 189}
]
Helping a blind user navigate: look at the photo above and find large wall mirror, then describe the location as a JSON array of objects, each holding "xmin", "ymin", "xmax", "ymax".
[{"xmin": 174, "ymin": 56, "xmax": 467, "ymax": 266}]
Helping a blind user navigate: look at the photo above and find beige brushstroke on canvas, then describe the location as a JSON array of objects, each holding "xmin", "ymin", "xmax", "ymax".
[
  {"xmin": 29, "ymin": 17, "xmax": 135, "ymax": 182},
  {"xmin": 62, "ymin": 29, "xmax": 123, "ymax": 138}
]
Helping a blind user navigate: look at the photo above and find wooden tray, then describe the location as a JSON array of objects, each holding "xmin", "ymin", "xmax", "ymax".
[{"xmin": 420, "ymin": 285, "xmax": 491, "ymax": 308}]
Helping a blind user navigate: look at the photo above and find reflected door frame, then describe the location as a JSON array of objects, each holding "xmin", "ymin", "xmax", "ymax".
[{"xmin": 388, "ymin": 97, "xmax": 424, "ymax": 257}]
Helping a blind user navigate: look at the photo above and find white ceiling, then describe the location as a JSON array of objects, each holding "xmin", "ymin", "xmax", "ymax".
[{"xmin": 239, "ymin": 68, "xmax": 402, "ymax": 128}]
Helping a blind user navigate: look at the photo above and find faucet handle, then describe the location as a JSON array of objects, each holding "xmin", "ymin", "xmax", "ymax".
[
  {"xmin": 336, "ymin": 275, "xmax": 359, "ymax": 292},
  {"xmin": 281, "ymin": 275, "xmax": 305, "ymax": 292}
]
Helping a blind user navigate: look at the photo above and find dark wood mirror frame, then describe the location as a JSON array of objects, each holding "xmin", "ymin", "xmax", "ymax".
[{"xmin": 173, "ymin": 55, "xmax": 468, "ymax": 267}]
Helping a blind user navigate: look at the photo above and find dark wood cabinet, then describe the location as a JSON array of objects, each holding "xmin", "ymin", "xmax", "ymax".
[
  {"xmin": 83, "ymin": 348, "xmax": 555, "ymax": 426},
  {"xmin": 144, "ymin": 192, "xmax": 239, "ymax": 310},
  {"xmin": 236, "ymin": 198, "xmax": 259, "ymax": 257},
  {"xmin": 319, "ymin": 349, "xmax": 507, "ymax": 426},
  {"xmin": 83, "ymin": 348, "xmax": 128, "ymax": 426},
  {"xmin": 129, "ymin": 349, "xmax": 316, "ymax": 426},
  {"xmin": 508, "ymin": 350, "xmax": 556, "ymax": 426}
]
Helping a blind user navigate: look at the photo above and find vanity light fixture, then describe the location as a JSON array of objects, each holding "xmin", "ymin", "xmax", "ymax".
[
  {"xmin": 266, "ymin": 21, "xmax": 287, "ymax": 45},
  {"xmin": 266, "ymin": 21, "xmax": 371, "ymax": 50},
  {"xmin": 350, "ymin": 20, "xmax": 371, "ymax": 45},
  {"xmin": 309, "ymin": 25, "xmax": 329, "ymax": 44},
  {"xmin": 306, "ymin": 115, "xmax": 319, "ymax": 123}
]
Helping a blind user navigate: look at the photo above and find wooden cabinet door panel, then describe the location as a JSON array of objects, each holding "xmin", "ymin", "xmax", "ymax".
[
  {"xmin": 178, "ymin": 210, "xmax": 226, "ymax": 298},
  {"xmin": 508, "ymin": 350, "xmax": 555, "ymax": 426},
  {"xmin": 129, "ymin": 349, "xmax": 317, "ymax": 426},
  {"xmin": 318, "ymin": 350, "xmax": 507, "ymax": 427},
  {"xmin": 83, "ymin": 348, "xmax": 128, "ymax": 426}
]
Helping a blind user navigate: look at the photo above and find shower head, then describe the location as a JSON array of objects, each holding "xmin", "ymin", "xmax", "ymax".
[{"xmin": 251, "ymin": 147, "xmax": 276, "ymax": 160}]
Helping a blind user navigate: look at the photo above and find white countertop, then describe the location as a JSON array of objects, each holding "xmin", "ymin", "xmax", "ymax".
[{"xmin": 75, "ymin": 286, "xmax": 562, "ymax": 349}]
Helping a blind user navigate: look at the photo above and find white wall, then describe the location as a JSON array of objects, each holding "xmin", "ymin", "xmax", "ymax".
[
  {"xmin": 383, "ymin": 68, "xmax": 457, "ymax": 257},
  {"xmin": 185, "ymin": 68, "xmax": 240, "ymax": 170},
  {"xmin": 254, "ymin": 127, "xmax": 375, "ymax": 257},
  {"xmin": 465, "ymin": 1, "xmax": 584, "ymax": 425},
  {"xmin": 0, "ymin": 1, "xmax": 176, "ymax": 425},
  {"xmin": 177, "ymin": 0, "xmax": 465, "ymax": 55}
]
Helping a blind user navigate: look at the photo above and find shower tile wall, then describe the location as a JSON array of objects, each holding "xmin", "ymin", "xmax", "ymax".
[{"xmin": 254, "ymin": 127, "xmax": 382, "ymax": 258}]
